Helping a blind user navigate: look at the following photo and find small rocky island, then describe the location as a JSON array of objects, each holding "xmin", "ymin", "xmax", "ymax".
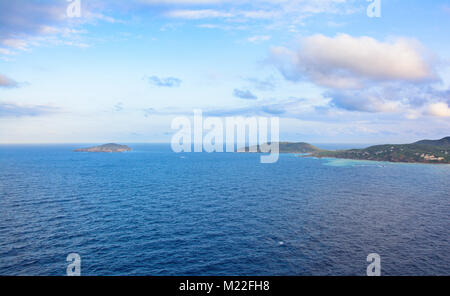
[{"xmin": 74, "ymin": 143, "xmax": 132, "ymax": 153}]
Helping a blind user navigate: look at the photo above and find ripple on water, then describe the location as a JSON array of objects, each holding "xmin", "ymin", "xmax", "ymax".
[{"xmin": 0, "ymin": 145, "xmax": 449, "ymax": 275}]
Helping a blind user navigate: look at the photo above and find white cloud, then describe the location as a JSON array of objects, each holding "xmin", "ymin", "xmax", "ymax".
[
  {"xmin": 0, "ymin": 0, "xmax": 357, "ymax": 55},
  {"xmin": 2, "ymin": 39, "xmax": 29, "ymax": 50},
  {"xmin": 271, "ymin": 34, "xmax": 437, "ymax": 89},
  {"xmin": 0, "ymin": 1, "xmax": 65, "ymax": 42},
  {"xmin": 63, "ymin": 41, "xmax": 90, "ymax": 49},
  {"xmin": 0, "ymin": 74, "xmax": 18, "ymax": 88},
  {"xmin": 426, "ymin": 102, "xmax": 450, "ymax": 117},
  {"xmin": 0, "ymin": 48, "xmax": 12, "ymax": 55},
  {"xmin": 166, "ymin": 9, "xmax": 233, "ymax": 19},
  {"xmin": 241, "ymin": 10, "xmax": 280, "ymax": 19},
  {"xmin": 0, "ymin": 1, "xmax": 120, "ymax": 55},
  {"xmin": 0, "ymin": 102, "xmax": 59, "ymax": 117},
  {"xmin": 324, "ymin": 84, "xmax": 450, "ymax": 117},
  {"xmin": 247, "ymin": 35, "xmax": 271, "ymax": 43},
  {"xmin": 162, "ymin": 0, "xmax": 357, "ymax": 22},
  {"xmin": 166, "ymin": 9, "xmax": 282, "ymax": 20},
  {"xmin": 270, "ymin": 34, "xmax": 449, "ymax": 118}
]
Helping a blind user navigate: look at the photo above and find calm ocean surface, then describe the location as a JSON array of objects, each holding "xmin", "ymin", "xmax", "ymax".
[{"xmin": 0, "ymin": 144, "xmax": 449, "ymax": 276}]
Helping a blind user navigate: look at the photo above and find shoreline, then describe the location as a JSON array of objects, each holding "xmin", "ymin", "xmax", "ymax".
[{"xmin": 299, "ymin": 154, "xmax": 450, "ymax": 166}]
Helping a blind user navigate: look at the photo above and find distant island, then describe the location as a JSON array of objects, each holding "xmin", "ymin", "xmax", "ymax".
[
  {"xmin": 245, "ymin": 137, "xmax": 450, "ymax": 164},
  {"xmin": 245, "ymin": 142, "xmax": 322, "ymax": 153},
  {"xmin": 74, "ymin": 143, "xmax": 132, "ymax": 153}
]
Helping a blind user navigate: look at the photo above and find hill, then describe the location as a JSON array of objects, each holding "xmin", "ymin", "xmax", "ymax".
[
  {"xmin": 244, "ymin": 142, "xmax": 322, "ymax": 153},
  {"xmin": 312, "ymin": 137, "xmax": 450, "ymax": 164}
]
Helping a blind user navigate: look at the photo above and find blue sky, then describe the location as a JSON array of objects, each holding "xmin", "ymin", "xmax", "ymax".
[{"xmin": 0, "ymin": 0, "xmax": 449, "ymax": 144}]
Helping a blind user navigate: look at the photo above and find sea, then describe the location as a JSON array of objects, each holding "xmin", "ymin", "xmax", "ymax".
[{"xmin": 0, "ymin": 144, "xmax": 449, "ymax": 275}]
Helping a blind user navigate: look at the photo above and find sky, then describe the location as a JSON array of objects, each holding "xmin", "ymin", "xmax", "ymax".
[{"xmin": 0, "ymin": 0, "xmax": 449, "ymax": 144}]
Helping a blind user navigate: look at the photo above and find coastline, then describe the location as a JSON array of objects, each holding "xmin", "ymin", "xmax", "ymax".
[{"xmin": 300, "ymin": 154, "xmax": 450, "ymax": 166}]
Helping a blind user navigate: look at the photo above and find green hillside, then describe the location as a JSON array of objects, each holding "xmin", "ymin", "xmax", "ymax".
[
  {"xmin": 313, "ymin": 137, "xmax": 450, "ymax": 164},
  {"xmin": 245, "ymin": 142, "xmax": 322, "ymax": 153}
]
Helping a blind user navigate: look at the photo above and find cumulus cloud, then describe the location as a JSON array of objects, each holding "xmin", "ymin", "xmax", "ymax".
[
  {"xmin": 426, "ymin": 102, "xmax": 450, "ymax": 118},
  {"xmin": 233, "ymin": 89, "xmax": 258, "ymax": 100},
  {"xmin": 0, "ymin": 74, "xmax": 19, "ymax": 88},
  {"xmin": 0, "ymin": 102, "xmax": 58, "ymax": 117},
  {"xmin": 271, "ymin": 34, "xmax": 437, "ymax": 89},
  {"xmin": 147, "ymin": 76, "xmax": 182, "ymax": 87},
  {"xmin": 270, "ymin": 34, "xmax": 448, "ymax": 117}
]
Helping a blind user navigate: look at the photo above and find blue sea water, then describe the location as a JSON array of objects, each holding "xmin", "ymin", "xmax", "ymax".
[{"xmin": 0, "ymin": 144, "xmax": 449, "ymax": 276}]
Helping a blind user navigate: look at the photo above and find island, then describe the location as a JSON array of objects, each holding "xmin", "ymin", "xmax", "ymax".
[
  {"xmin": 244, "ymin": 142, "xmax": 322, "ymax": 153},
  {"xmin": 310, "ymin": 137, "xmax": 450, "ymax": 164},
  {"xmin": 74, "ymin": 143, "xmax": 132, "ymax": 153},
  {"xmin": 244, "ymin": 137, "xmax": 450, "ymax": 164}
]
